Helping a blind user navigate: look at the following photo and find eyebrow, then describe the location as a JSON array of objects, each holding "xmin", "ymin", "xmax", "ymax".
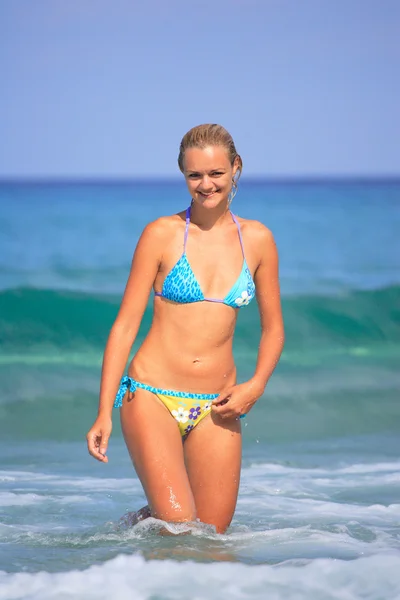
[{"xmin": 186, "ymin": 168, "xmax": 226, "ymax": 173}]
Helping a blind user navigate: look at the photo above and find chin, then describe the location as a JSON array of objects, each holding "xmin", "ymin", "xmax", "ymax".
[{"xmin": 195, "ymin": 194, "xmax": 228, "ymax": 207}]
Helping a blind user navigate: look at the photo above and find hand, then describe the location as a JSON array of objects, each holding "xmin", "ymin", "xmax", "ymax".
[
  {"xmin": 86, "ymin": 415, "xmax": 112, "ymax": 463},
  {"xmin": 211, "ymin": 380, "xmax": 264, "ymax": 420}
]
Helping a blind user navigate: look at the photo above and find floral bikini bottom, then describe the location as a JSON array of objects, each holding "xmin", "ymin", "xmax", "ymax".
[{"xmin": 114, "ymin": 376, "xmax": 219, "ymax": 440}]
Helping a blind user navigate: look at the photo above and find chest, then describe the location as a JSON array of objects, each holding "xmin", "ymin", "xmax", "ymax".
[{"xmin": 166, "ymin": 230, "xmax": 246, "ymax": 294}]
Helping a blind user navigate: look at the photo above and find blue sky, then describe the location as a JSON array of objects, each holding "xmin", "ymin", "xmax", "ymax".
[{"xmin": 1, "ymin": 0, "xmax": 399, "ymax": 178}]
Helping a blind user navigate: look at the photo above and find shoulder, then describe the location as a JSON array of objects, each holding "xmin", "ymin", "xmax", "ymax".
[
  {"xmin": 237, "ymin": 216, "xmax": 276, "ymax": 247},
  {"xmin": 236, "ymin": 217, "xmax": 278, "ymax": 269},
  {"xmin": 139, "ymin": 212, "xmax": 186, "ymax": 244},
  {"xmin": 131, "ymin": 212, "xmax": 186, "ymax": 263}
]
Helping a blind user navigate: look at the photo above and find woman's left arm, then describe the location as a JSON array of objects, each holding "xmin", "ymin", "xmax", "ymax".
[
  {"xmin": 212, "ymin": 224, "xmax": 285, "ymax": 418},
  {"xmin": 249, "ymin": 224, "xmax": 285, "ymax": 391}
]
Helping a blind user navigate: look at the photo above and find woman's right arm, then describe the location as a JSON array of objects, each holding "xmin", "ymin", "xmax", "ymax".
[{"xmin": 86, "ymin": 219, "xmax": 166, "ymax": 462}]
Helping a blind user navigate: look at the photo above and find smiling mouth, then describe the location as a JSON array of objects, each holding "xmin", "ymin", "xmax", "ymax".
[{"xmin": 199, "ymin": 191, "xmax": 218, "ymax": 198}]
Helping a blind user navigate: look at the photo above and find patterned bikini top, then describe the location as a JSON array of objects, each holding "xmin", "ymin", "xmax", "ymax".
[{"xmin": 154, "ymin": 206, "xmax": 255, "ymax": 308}]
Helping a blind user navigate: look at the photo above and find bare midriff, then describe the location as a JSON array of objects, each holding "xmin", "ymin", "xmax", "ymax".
[{"xmin": 129, "ymin": 297, "xmax": 238, "ymax": 393}]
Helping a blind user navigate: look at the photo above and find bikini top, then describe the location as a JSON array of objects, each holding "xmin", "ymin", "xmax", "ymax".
[{"xmin": 154, "ymin": 206, "xmax": 255, "ymax": 308}]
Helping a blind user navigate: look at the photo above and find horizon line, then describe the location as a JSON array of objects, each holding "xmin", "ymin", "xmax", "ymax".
[{"xmin": 1, "ymin": 174, "xmax": 400, "ymax": 185}]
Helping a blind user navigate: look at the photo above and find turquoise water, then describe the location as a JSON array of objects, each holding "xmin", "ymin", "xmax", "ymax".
[{"xmin": 0, "ymin": 180, "xmax": 400, "ymax": 599}]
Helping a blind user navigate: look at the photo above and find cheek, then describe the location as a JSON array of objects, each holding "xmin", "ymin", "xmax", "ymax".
[
  {"xmin": 220, "ymin": 175, "xmax": 232, "ymax": 189},
  {"xmin": 185, "ymin": 179, "xmax": 196, "ymax": 190}
]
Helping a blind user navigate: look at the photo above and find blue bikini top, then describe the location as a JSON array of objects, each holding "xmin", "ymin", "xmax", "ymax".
[{"xmin": 154, "ymin": 206, "xmax": 255, "ymax": 308}]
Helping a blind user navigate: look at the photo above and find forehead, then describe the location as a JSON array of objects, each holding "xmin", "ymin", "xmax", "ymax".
[{"xmin": 183, "ymin": 146, "xmax": 230, "ymax": 171}]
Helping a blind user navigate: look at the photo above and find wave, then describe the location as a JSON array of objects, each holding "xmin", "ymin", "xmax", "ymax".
[
  {"xmin": 1, "ymin": 286, "xmax": 399, "ymax": 443},
  {"xmin": 0, "ymin": 287, "xmax": 117, "ymax": 350},
  {"xmin": 1, "ymin": 553, "xmax": 400, "ymax": 600},
  {"xmin": 1, "ymin": 285, "xmax": 399, "ymax": 353}
]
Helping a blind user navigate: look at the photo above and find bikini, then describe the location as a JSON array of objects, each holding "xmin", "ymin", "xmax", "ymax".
[{"xmin": 114, "ymin": 206, "xmax": 255, "ymax": 439}]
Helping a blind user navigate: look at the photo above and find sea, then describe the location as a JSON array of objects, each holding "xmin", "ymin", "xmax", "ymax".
[{"xmin": 0, "ymin": 179, "xmax": 399, "ymax": 599}]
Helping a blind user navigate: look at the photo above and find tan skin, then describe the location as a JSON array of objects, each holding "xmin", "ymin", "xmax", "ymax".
[{"xmin": 86, "ymin": 145, "xmax": 284, "ymax": 533}]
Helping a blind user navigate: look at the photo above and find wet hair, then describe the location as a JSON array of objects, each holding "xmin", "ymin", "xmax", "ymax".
[{"xmin": 178, "ymin": 124, "xmax": 243, "ymax": 192}]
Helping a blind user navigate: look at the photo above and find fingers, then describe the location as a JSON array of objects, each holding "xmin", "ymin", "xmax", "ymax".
[
  {"xmin": 211, "ymin": 386, "xmax": 251, "ymax": 419},
  {"xmin": 86, "ymin": 417, "xmax": 112, "ymax": 463},
  {"xmin": 213, "ymin": 405, "xmax": 244, "ymax": 420},
  {"xmin": 86, "ymin": 430, "xmax": 109, "ymax": 463},
  {"xmin": 212, "ymin": 387, "xmax": 233, "ymax": 407},
  {"xmin": 212, "ymin": 394, "xmax": 243, "ymax": 420},
  {"xmin": 213, "ymin": 383, "xmax": 257, "ymax": 420},
  {"xmin": 99, "ymin": 435, "xmax": 110, "ymax": 460}
]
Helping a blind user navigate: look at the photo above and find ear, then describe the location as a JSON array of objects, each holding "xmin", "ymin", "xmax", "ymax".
[{"xmin": 232, "ymin": 155, "xmax": 241, "ymax": 178}]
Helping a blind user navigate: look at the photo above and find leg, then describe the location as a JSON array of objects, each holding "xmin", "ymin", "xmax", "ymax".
[
  {"xmin": 118, "ymin": 505, "xmax": 151, "ymax": 528},
  {"xmin": 120, "ymin": 388, "xmax": 196, "ymax": 523},
  {"xmin": 183, "ymin": 412, "xmax": 242, "ymax": 533}
]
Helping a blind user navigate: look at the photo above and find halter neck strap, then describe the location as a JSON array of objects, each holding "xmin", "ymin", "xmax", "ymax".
[
  {"xmin": 183, "ymin": 206, "xmax": 191, "ymax": 251},
  {"xmin": 229, "ymin": 211, "xmax": 245, "ymax": 257}
]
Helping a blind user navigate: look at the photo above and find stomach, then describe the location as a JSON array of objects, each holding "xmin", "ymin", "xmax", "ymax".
[{"xmin": 129, "ymin": 299, "xmax": 238, "ymax": 392}]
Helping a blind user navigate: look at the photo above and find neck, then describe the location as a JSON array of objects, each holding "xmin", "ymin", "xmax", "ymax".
[{"xmin": 189, "ymin": 200, "xmax": 231, "ymax": 230}]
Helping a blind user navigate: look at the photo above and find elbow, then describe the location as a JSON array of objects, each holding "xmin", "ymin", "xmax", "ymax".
[
  {"xmin": 276, "ymin": 327, "xmax": 285, "ymax": 355},
  {"xmin": 280, "ymin": 324, "xmax": 285, "ymax": 349},
  {"xmin": 263, "ymin": 324, "xmax": 285, "ymax": 351},
  {"xmin": 110, "ymin": 318, "xmax": 137, "ymax": 343}
]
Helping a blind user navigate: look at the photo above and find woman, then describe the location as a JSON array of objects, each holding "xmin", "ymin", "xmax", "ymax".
[{"xmin": 86, "ymin": 124, "xmax": 284, "ymax": 533}]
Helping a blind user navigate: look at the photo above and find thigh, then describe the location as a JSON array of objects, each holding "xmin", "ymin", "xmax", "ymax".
[
  {"xmin": 183, "ymin": 412, "xmax": 242, "ymax": 533},
  {"xmin": 120, "ymin": 388, "xmax": 196, "ymax": 522}
]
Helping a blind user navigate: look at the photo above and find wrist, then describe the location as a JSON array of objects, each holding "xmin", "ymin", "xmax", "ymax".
[
  {"xmin": 97, "ymin": 408, "xmax": 113, "ymax": 420},
  {"xmin": 248, "ymin": 376, "xmax": 267, "ymax": 396}
]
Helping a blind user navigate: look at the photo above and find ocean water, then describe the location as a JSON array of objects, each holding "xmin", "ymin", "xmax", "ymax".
[{"xmin": 0, "ymin": 180, "xmax": 399, "ymax": 599}]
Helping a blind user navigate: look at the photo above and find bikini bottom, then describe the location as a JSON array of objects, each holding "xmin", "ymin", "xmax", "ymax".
[{"xmin": 114, "ymin": 376, "xmax": 219, "ymax": 439}]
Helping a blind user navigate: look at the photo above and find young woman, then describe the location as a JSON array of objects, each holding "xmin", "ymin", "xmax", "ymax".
[{"xmin": 86, "ymin": 124, "xmax": 284, "ymax": 533}]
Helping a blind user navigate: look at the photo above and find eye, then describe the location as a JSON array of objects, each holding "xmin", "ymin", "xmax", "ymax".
[
  {"xmin": 188, "ymin": 173, "xmax": 201, "ymax": 179},
  {"xmin": 211, "ymin": 172, "xmax": 224, "ymax": 177}
]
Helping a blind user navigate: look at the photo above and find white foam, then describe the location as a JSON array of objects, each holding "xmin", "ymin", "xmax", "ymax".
[
  {"xmin": 0, "ymin": 470, "xmax": 140, "ymax": 492},
  {"xmin": 1, "ymin": 553, "xmax": 400, "ymax": 600},
  {"xmin": 0, "ymin": 492, "xmax": 92, "ymax": 507},
  {"xmin": 239, "ymin": 493, "xmax": 400, "ymax": 518},
  {"xmin": 0, "ymin": 493, "xmax": 45, "ymax": 507},
  {"xmin": 57, "ymin": 495, "xmax": 91, "ymax": 504},
  {"xmin": 242, "ymin": 461, "xmax": 400, "ymax": 500},
  {"xmin": 248, "ymin": 461, "xmax": 400, "ymax": 476},
  {"xmin": 336, "ymin": 462, "xmax": 400, "ymax": 475}
]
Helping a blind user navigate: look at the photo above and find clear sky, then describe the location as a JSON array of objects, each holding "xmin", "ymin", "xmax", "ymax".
[{"xmin": 1, "ymin": 0, "xmax": 399, "ymax": 178}]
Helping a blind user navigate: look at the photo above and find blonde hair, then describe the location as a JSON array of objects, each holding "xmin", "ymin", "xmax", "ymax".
[{"xmin": 178, "ymin": 124, "xmax": 243, "ymax": 195}]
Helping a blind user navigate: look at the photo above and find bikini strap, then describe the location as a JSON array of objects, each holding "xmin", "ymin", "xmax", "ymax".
[
  {"xmin": 230, "ymin": 211, "xmax": 245, "ymax": 258},
  {"xmin": 183, "ymin": 206, "xmax": 191, "ymax": 251}
]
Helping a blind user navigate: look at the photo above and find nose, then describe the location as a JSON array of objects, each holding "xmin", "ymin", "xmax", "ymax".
[{"xmin": 199, "ymin": 175, "xmax": 213, "ymax": 191}]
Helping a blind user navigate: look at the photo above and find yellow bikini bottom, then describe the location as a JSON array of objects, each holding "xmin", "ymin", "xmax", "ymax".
[{"xmin": 114, "ymin": 376, "xmax": 218, "ymax": 439}]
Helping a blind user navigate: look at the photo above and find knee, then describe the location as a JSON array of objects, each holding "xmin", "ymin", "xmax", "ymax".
[
  {"xmin": 213, "ymin": 520, "xmax": 230, "ymax": 534},
  {"xmin": 198, "ymin": 514, "xmax": 232, "ymax": 534},
  {"xmin": 151, "ymin": 505, "xmax": 197, "ymax": 524},
  {"xmin": 173, "ymin": 512, "xmax": 197, "ymax": 524}
]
